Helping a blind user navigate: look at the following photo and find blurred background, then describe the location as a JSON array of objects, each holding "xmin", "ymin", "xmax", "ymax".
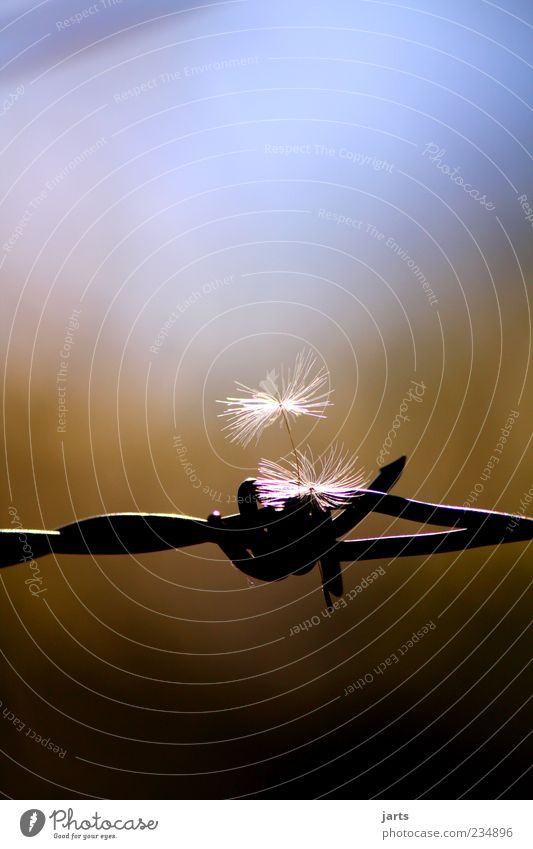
[{"xmin": 0, "ymin": 0, "xmax": 531, "ymax": 799}]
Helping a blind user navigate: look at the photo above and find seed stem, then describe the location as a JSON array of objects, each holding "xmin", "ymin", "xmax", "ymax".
[{"xmin": 279, "ymin": 404, "xmax": 301, "ymax": 485}]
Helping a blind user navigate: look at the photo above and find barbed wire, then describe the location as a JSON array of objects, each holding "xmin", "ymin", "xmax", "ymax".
[{"xmin": 3, "ymin": 457, "xmax": 532, "ymax": 606}]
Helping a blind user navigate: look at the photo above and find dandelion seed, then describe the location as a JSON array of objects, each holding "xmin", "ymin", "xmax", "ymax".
[
  {"xmin": 256, "ymin": 446, "xmax": 368, "ymax": 511},
  {"xmin": 217, "ymin": 349, "xmax": 332, "ymax": 447}
]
